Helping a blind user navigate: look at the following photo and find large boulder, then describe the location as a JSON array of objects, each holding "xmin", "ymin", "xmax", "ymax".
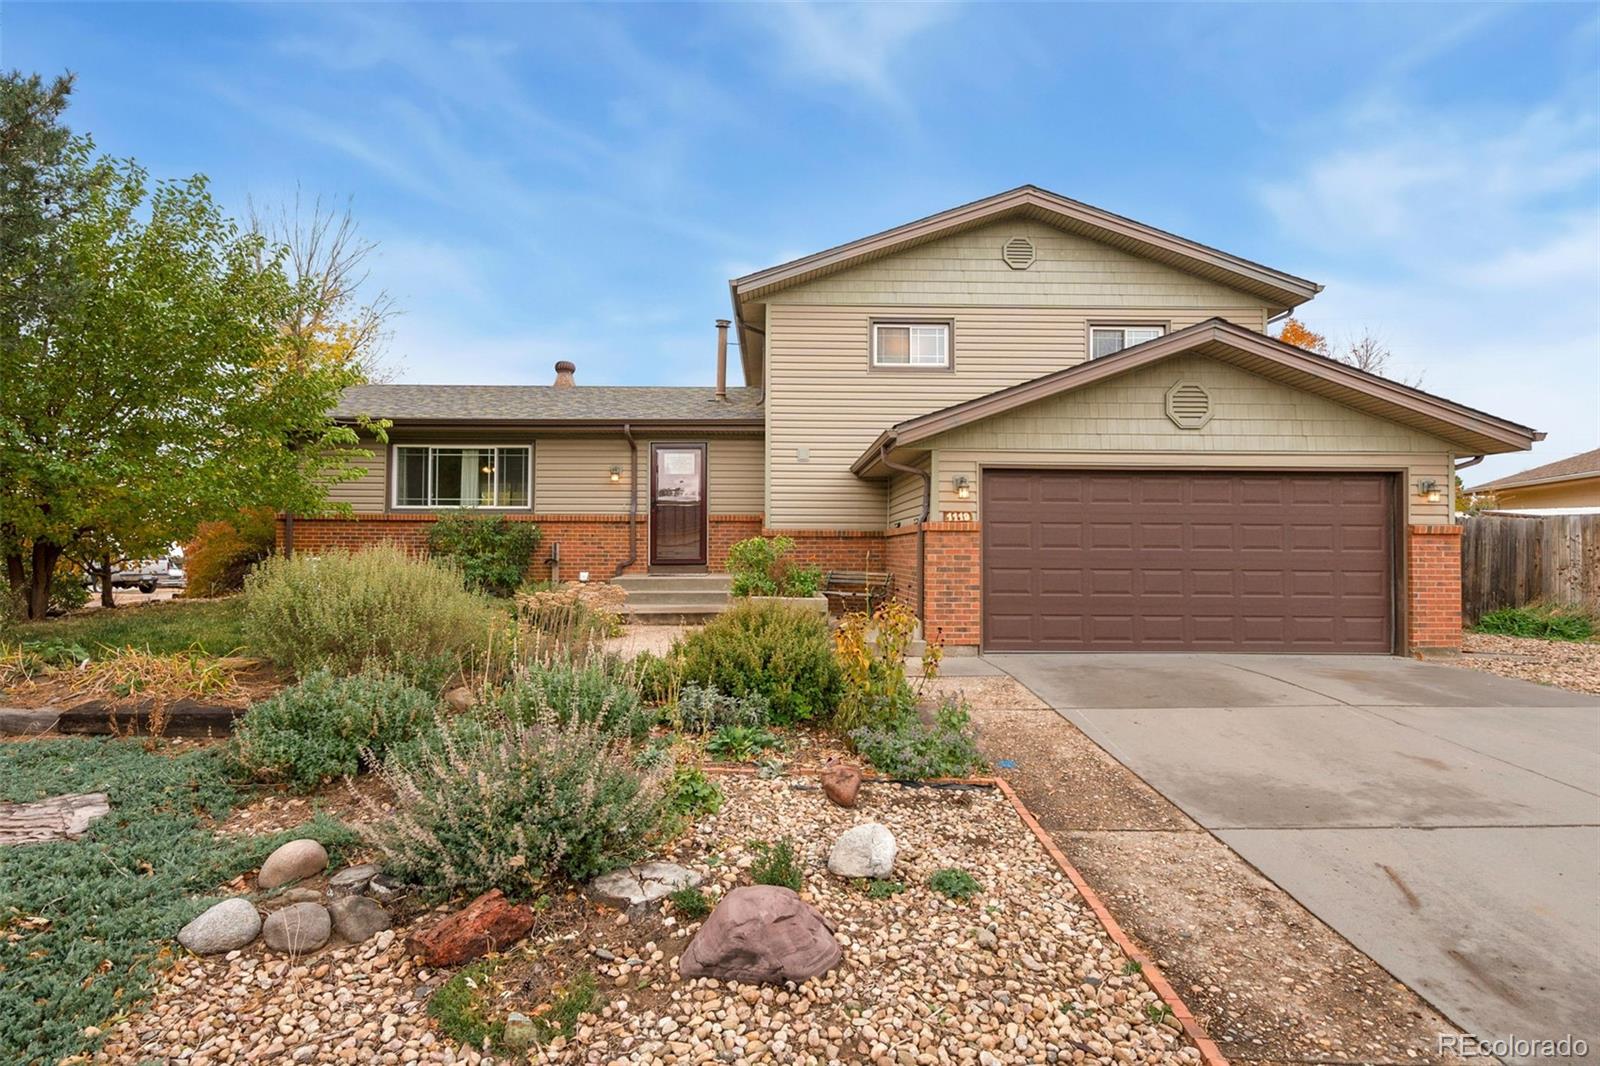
[
  {"xmin": 257, "ymin": 839, "xmax": 328, "ymax": 890},
  {"xmin": 589, "ymin": 861, "xmax": 702, "ymax": 912},
  {"xmin": 678, "ymin": 885, "xmax": 842, "ymax": 984},
  {"xmin": 407, "ymin": 889, "xmax": 534, "ymax": 967},
  {"xmin": 177, "ymin": 898, "xmax": 261, "ymax": 955},
  {"xmin": 262, "ymin": 902, "xmax": 332, "ymax": 954},
  {"xmin": 827, "ymin": 822, "xmax": 896, "ymax": 879},
  {"xmin": 329, "ymin": 895, "xmax": 391, "ymax": 943}
]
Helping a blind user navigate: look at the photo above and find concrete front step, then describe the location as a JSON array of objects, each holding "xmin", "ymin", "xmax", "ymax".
[
  {"xmin": 621, "ymin": 589, "xmax": 731, "ymax": 608},
  {"xmin": 613, "ymin": 574, "xmax": 732, "ymax": 594},
  {"xmin": 623, "ymin": 604, "xmax": 726, "ymax": 625}
]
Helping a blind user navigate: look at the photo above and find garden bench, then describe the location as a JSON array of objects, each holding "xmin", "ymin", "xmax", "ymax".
[{"xmin": 822, "ymin": 570, "xmax": 893, "ymax": 614}]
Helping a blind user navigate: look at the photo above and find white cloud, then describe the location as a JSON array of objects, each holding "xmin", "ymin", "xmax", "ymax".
[
  {"xmin": 744, "ymin": 1, "xmax": 959, "ymax": 117},
  {"xmin": 1260, "ymin": 91, "xmax": 1600, "ymax": 484}
]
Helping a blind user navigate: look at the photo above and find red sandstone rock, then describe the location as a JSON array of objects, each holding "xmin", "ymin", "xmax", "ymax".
[
  {"xmin": 678, "ymin": 885, "xmax": 842, "ymax": 984},
  {"xmin": 406, "ymin": 890, "xmax": 534, "ymax": 967},
  {"xmin": 820, "ymin": 764, "xmax": 862, "ymax": 808}
]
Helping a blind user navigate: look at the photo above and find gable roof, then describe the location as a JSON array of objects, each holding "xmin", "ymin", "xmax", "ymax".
[
  {"xmin": 1467, "ymin": 447, "xmax": 1600, "ymax": 493},
  {"xmin": 730, "ymin": 185, "xmax": 1324, "ymax": 385},
  {"xmin": 333, "ymin": 384, "xmax": 763, "ymax": 427},
  {"xmin": 852, "ymin": 318, "xmax": 1542, "ymax": 476}
]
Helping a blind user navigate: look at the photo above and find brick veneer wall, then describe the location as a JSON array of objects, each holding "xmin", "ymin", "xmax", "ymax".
[
  {"xmin": 1406, "ymin": 523, "xmax": 1464, "ymax": 654},
  {"xmin": 921, "ymin": 523, "xmax": 982, "ymax": 647},
  {"xmin": 710, "ymin": 515, "xmax": 765, "ymax": 569},
  {"xmin": 767, "ymin": 528, "xmax": 888, "ymax": 574},
  {"xmin": 884, "ymin": 525, "xmax": 921, "ymax": 612}
]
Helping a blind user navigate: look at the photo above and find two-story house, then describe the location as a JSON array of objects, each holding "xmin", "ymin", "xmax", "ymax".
[{"xmin": 292, "ymin": 186, "xmax": 1541, "ymax": 655}]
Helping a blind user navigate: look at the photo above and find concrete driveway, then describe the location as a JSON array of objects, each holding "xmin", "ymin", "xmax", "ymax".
[{"xmin": 985, "ymin": 653, "xmax": 1600, "ymax": 1062}]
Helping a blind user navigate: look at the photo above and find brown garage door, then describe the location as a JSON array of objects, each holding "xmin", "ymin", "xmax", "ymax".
[{"xmin": 982, "ymin": 471, "xmax": 1395, "ymax": 652}]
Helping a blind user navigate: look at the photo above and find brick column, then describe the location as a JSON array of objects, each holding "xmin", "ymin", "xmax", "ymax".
[
  {"xmin": 922, "ymin": 522, "xmax": 983, "ymax": 647},
  {"xmin": 1406, "ymin": 523, "xmax": 1463, "ymax": 655}
]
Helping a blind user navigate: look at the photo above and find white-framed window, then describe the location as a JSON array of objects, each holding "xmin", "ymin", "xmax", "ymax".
[
  {"xmin": 392, "ymin": 445, "xmax": 531, "ymax": 509},
  {"xmin": 1090, "ymin": 324, "xmax": 1166, "ymax": 358},
  {"xmin": 873, "ymin": 322, "xmax": 950, "ymax": 367}
]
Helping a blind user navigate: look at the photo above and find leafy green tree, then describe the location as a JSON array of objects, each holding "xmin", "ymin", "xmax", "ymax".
[{"xmin": 0, "ymin": 71, "xmax": 373, "ymax": 618}]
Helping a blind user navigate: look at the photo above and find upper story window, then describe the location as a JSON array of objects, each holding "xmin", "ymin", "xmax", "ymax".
[
  {"xmin": 393, "ymin": 445, "xmax": 531, "ymax": 509},
  {"xmin": 873, "ymin": 322, "xmax": 950, "ymax": 368},
  {"xmin": 1091, "ymin": 324, "xmax": 1165, "ymax": 358}
]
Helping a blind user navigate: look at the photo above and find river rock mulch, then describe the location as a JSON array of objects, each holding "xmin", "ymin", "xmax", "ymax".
[
  {"xmin": 91, "ymin": 772, "xmax": 1203, "ymax": 1065},
  {"xmin": 1448, "ymin": 631, "xmax": 1600, "ymax": 694}
]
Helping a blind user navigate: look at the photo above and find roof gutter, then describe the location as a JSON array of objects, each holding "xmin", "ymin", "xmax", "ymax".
[{"xmin": 877, "ymin": 435, "xmax": 930, "ymax": 623}]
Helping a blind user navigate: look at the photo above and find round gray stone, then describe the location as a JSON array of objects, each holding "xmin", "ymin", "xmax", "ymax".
[
  {"xmin": 827, "ymin": 822, "xmax": 897, "ymax": 879},
  {"xmin": 177, "ymin": 898, "xmax": 261, "ymax": 955},
  {"xmin": 258, "ymin": 839, "xmax": 328, "ymax": 890},
  {"xmin": 329, "ymin": 895, "xmax": 391, "ymax": 943},
  {"xmin": 328, "ymin": 863, "xmax": 381, "ymax": 896},
  {"xmin": 261, "ymin": 902, "xmax": 331, "ymax": 954}
]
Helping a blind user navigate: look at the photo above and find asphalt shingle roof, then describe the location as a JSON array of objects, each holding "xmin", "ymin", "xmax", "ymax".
[
  {"xmin": 333, "ymin": 384, "xmax": 763, "ymax": 424},
  {"xmin": 1468, "ymin": 447, "xmax": 1600, "ymax": 492}
]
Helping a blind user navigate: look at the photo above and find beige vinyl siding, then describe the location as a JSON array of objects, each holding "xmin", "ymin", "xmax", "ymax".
[
  {"xmin": 322, "ymin": 439, "xmax": 386, "ymax": 514},
  {"xmin": 766, "ymin": 305, "xmax": 1269, "ymax": 528},
  {"xmin": 773, "ymin": 219, "xmax": 1270, "ymax": 310},
  {"xmin": 534, "ymin": 434, "xmax": 763, "ymax": 515},
  {"xmin": 887, "ymin": 458, "xmax": 928, "ymax": 527},
  {"xmin": 323, "ymin": 433, "xmax": 762, "ymax": 516},
  {"xmin": 921, "ymin": 355, "xmax": 1456, "ymax": 524}
]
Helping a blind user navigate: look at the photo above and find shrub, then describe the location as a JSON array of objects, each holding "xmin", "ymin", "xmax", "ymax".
[
  {"xmin": 849, "ymin": 696, "xmax": 985, "ymax": 780},
  {"xmin": 833, "ymin": 600, "xmax": 920, "ymax": 732},
  {"xmin": 928, "ymin": 867, "xmax": 981, "ymax": 900},
  {"xmin": 243, "ymin": 546, "xmax": 508, "ymax": 687},
  {"xmin": 232, "ymin": 669, "xmax": 439, "ymax": 792},
  {"xmin": 1476, "ymin": 604, "xmax": 1596, "ymax": 642},
  {"xmin": 364, "ymin": 711, "xmax": 667, "ymax": 897},
  {"xmin": 749, "ymin": 837, "xmax": 803, "ymax": 891},
  {"xmin": 667, "ymin": 885, "xmax": 712, "ymax": 919},
  {"xmin": 183, "ymin": 507, "xmax": 276, "ymax": 597},
  {"xmin": 668, "ymin": 681, "xmax": 769, "ymax": 733},
  {"xmin": 664, "ymin": 765, "xmax": 722, "ymax": 819},
  {"xmin": 483, "ymin": 660, "xmax": 651, "ymax": 740},
  {"xmin": 726, "ymin": 535, "xmax": 823, "ymax": 598},
  {"xmin": 426, "ymin": 512, "xmax": 542, "ymax": 597},
  {"xmin": 516, "ymin": 581, "xmax": 625, "ymax": 661},
  {"xmin": 705, "ymin": 725, "xmax": 781, "ymax": 762},
  {"xmin": 676, "ymin": 603, "xmax": 841, "ymax": 723},
  {"xmin": 632, "ymin": 649, "xmax": 680, "ymax": 705}
]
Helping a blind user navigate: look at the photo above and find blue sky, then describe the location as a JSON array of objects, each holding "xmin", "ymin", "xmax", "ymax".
[{"xmin": 6, "ymin": 1, "xmax": 1597, "ymax": 481}]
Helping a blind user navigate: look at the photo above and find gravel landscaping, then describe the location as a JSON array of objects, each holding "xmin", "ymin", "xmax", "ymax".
[
  {"xmin": 89, "ymin": 772, "xmax": 1204, "ymax": 1065},
  {"xmin": 1448, "ymin": 632, "xmax": 1600, "ymax": 694}
]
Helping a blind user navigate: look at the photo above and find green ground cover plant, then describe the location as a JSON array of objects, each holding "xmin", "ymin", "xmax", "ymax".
[
  {"xmin": 667, "ymin": 681, "xmax": 769, "ymax": 733},
  {"xmin": 232, "ymin": 669, "xmax": 440, "ymax": 791},
  {"xmin": 674, "ymin": 602, "xmax": 841, "ymax": 723},
  {"xmin": 428, "ymin": 960, "xmax": 504, "ymax": 1048},
  {"xmin": 928, "ymin": 867, "xmax": 982, "ymax": 900},
  {"xmin": 9, "ymin": 597, "xmax": 247, "ymax": 657},
  {"xmin": 704, "ymin": 724, "xmax": 782, "ymax": 762},
  {"xmin": 1475, "ymin": 604, "xmax": 1596, "ymax": 641},
  {"xmin": 0, "ymin": 739, "xmax": 359, "ymax": 1064},
  {"xmin": 667, "ymin": 885, "xmax": 712, "ymax": 919},
  {"xmin": 749, "ymin": 837, "xmax": 803, "ymax": 891},
  {"xmin": 243, "ymin": 546, "xmax": 509, "ymax": 687},
  {"xmin": 849, "ymin": 696, "xmax": 986, "ymax": 780}
]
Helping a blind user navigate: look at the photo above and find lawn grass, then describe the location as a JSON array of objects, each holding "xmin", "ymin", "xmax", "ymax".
[
  {"xmin": 10, "ymin": 596, "xmax": 248, "ymax": 657},
  {"xmin": 0, "ymin": 738, "xmax": 359, "ymax": 1064},
  {"xmin": 1475, "ymin": 603, "xmax": 1596, "ymax": 642}
]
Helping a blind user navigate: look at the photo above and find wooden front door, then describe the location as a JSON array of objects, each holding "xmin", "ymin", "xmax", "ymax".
[{"xmin": 649, "ymin": 444, "xmax": 707, "ymax": 568}]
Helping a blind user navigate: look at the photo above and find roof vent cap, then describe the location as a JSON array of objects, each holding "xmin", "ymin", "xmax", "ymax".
[
  {"xmin": 1001, "ymin": 235, "xmax": 1036, "ymax": 270},
  {"xmin": 1165, "ymin": 380, "xmax": 1212, "ymax": 429},
  {"xmin": 553, "ymin": 360, "xmax": 576, "ymax": 388}
]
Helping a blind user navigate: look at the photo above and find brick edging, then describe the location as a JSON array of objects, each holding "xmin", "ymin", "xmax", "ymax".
[{"xmin": 699, "ymin": 764, "xmax": 1229, "ymax": 1066}]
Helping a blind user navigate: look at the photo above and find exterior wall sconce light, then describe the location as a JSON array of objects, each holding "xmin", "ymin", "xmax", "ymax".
[
  {"xmin": 609, "ymin": 465, "xmax": 623, "ymax": 483},
  {"xmin": 1418, "ymin": 478, "xmax": 1442, "ymax": 503},
  {"xmin": 953, "ymin": 475, "xmax": 971, "ymax": 500}
]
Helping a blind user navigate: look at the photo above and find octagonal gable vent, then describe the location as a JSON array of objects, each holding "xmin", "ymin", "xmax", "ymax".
[
  {"xmin": 1165, "ymin": 381, "xmax": 1213, "ymax": 429},
  {"xmin": 1001, "ymin": 235, "xmax": 1036, "ymax": 270}
]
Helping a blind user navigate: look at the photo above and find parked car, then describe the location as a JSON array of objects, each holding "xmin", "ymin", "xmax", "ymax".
[{"xmin": 106, "ymin": 558, "xmax": 186, "ymax": 593}]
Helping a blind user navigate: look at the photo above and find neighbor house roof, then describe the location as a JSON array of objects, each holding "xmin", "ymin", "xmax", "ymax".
[
  {"xmin": 1467, "ymin": 447, "xmax": 1600, "ymax": 493},
  {"xmin": 333, "ymin": 384, "xmax": 764, "ymax": 426},
  {"xmin": 852, "ymin": 318, "xmax": 1542, "ymax": 476},
  {"xmin": 729, "ymin": 185, "xmax": 1325, "ymax": 387}
]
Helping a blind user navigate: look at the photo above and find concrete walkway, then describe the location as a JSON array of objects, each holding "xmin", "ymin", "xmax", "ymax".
[{"xmin": 985, "ymin": 653, "xmax": 1600, "ymax": 1063}]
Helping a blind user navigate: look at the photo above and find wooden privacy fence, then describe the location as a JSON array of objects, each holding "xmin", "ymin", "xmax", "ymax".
[{"xmin": 1460, "ymin": 514, "xmax": 1600, "ymax": 622}]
